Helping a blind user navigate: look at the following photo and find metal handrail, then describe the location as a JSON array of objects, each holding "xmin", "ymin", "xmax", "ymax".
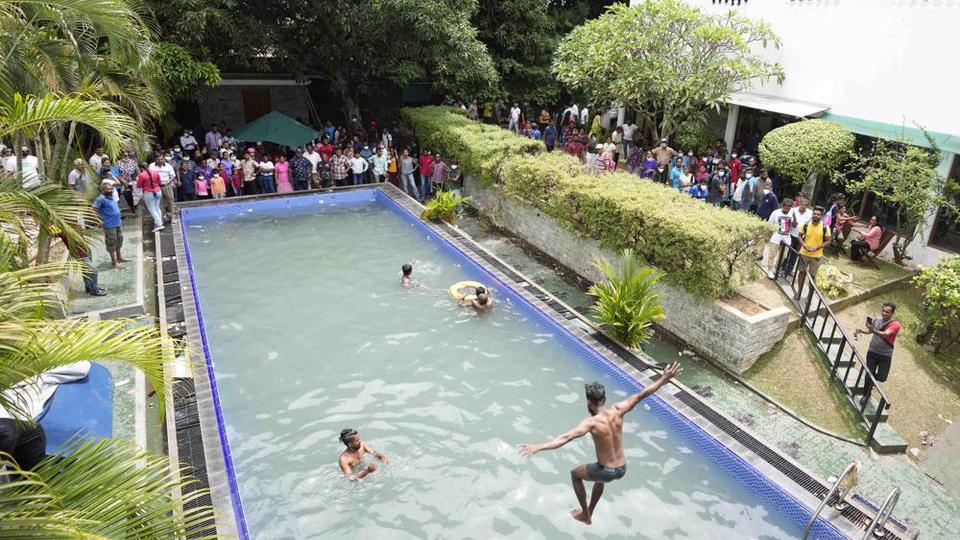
[
  {"xmin": 802, "ymin": 461, "xmax": 860, "ymax": 539},
  {"xmin": 863, "ymin": 487, "xmax": 901, "ymax": 539},
  {"xmin": 773, "ymin": 242, "xmax": 891, "ymax": 405}
]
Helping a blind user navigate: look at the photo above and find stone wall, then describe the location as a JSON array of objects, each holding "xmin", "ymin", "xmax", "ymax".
[
  {"xmin": 464, "ymin": 176, "xmax": 790, "ymax": 373},
  {"xmin": 199, "ymin": 85, "xmax": 312, "ymax": 131}
]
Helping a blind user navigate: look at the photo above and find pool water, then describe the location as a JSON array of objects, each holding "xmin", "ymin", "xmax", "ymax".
[{"xmin": 184, "ymin": 199, "xmax": 808, "ymax": 539}]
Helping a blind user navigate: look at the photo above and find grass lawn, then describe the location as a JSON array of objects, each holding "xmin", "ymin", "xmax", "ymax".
[
  {"xmin": 818, "ymin": 249, "xmax": 912, "ymax": 300},
  {"xmin": 836, "ymin": 287, "xmax": 960, "ymax": 450},
  {"xmin": 743, "ymin": 327, "xmax": 865, "ymax": 439}
]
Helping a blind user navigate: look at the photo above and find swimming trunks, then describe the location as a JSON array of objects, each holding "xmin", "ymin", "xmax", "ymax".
[{"xmin": 586, "ymin": 462, "xmax": 627, "ymax": 483}]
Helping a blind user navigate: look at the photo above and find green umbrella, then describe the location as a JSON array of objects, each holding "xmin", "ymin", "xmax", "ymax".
[{"xmin": 231, "ymin": 111, "xmax": 321, "ymax": 148}]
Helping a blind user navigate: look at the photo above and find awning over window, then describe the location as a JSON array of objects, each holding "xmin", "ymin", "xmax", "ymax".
[
  {"xmin": 820, "ymin": 113, "xmax": 960, "ymax": 156},
  {"xmin": 725, "ymin": 91, "xmax": 830, "ymax": 118}
]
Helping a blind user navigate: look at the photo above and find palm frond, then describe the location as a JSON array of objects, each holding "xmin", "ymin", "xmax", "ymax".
[
  {"xmin": 1, "ymin": 439, "xmax": 218, "ymax": 539},
  {"xmin": 0, "ymin": 93, "xmax": 143, "ymax": 157}
]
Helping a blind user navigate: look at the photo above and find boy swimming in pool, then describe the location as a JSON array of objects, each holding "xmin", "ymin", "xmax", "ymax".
[
  {"xmin": 338, "ymin": 428, "xmax": 389, "ymax": 481},
  {"xmin": 519, "ymin": 363, "xmax": 682, "ymax": 525},
  {"xmin": 401, "ymin": 263, "xmax": 413, "ymax": 287},
  {"xmin": 461, "ymin": 285, "xmax": 493, "ymax": 312}
]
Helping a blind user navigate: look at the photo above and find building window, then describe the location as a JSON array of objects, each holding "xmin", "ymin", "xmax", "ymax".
[{"xmin": 929, "ymin": 155, "xmax": 960, "ymax": 253}]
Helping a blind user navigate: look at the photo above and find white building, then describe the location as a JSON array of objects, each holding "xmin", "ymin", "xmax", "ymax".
[{"xmin": 629, "ymin": 0, "xmax": 960, "ymax": 266}]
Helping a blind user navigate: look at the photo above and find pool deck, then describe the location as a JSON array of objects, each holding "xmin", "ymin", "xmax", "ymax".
[{"xmin": 163, "ymin": 184, "xmax": 914, "ymax": 540}]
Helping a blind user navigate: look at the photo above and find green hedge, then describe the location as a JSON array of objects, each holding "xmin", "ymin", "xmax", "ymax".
[
  {"xmin": 403, "ymin": 107, "xmax": 773, "ymax": 299},
  {"xmin": 401, "ymin": 106, "xmax": 543, "ymax": 184}
]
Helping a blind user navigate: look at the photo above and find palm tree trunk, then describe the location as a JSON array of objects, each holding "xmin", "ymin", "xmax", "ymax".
[{"xmin": 58, "ymin": 122, "xmax": 77, "ymax": 184}]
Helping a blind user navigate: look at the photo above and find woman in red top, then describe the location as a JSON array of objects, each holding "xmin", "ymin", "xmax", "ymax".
[{"xmin": 136, "ymin": 164, "xmax": 164, "ymax": 232}]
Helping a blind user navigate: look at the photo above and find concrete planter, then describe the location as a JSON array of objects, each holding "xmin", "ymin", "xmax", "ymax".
[{"xmin": 464, "ymin": 175, "xmax": 790, "ymax": 373}]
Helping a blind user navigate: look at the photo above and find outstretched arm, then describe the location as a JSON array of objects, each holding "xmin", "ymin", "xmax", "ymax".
[
  {"xmin": 612, "ymin": 363, "xmax": 683, "ymax": 416},
  {"xmin": 363, "ymin": 443, "xmax": 389, "ymax": 464},
  {"xmin": 519, "ymin": 418, "xmax": 592, "ymax": 457}
]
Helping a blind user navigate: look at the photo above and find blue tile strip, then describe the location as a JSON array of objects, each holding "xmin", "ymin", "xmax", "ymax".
[
  {"xmin": 180, "ymin": 188, "xmax": 849, "ymax": 539},
  {"xmin": 179, "ymin": 217, "xmax": 250, "ymax": 539}
]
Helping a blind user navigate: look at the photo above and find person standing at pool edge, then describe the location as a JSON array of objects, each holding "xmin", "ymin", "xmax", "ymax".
[
  {"xmin": 339, "ymin": 429, "xmax": 388, "ymax": 481},
  {"xmin": 519, "ymin": 362, "xmax": 683, "ymax": 525}
]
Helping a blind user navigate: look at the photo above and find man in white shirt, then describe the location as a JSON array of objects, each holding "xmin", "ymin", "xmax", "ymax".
[
  {"xmin": 67, "ymin": 159, "xmax": 87, "ymax": 192},
  {"xmin": 179, "ymin": 129, "xmax": 198, "ymax": 153},
  {"xmin": 580, "ymin": 106, "xmax": 590, "ymax": 127},
  {"xmin": 1, "ymin": 147, "xmax": 16, "ymax": 174},
  {"xmin": 303, "ymin": 143, "xmax": 322, "ymax": 186},
  {"xmin": 88, "ymin": 147, "xmax": 105, "ymax": 174},
  {"xmin": 148, "ymin": 153, "xmax": 177, "ymax": 220},
  {"xmin": 508, "ymin": 103, "xmax": 521, "ymax": 133},
  {"xmin": 371, "ymin": 146, "xmax": 389, "ymax": 183},
  {"xmin": 621, "ymin": 122, "xmax": 637, "ymax": 157},
  {"xmin": 569, "ymin": 103, "xmax": 580, "ymax": 126},
  {"xmin": 764, "ymin": 198, "xmax": 794, "ymax": 279},
  {"xmin": 204, "ymin": 125, "xmax": 222, "ymax": 152},
  {"xmin": 349, "ymin": 152, "xmax": 369, "ymax": 185},
  {"xmin": 20, "ymin": 147, "xmax": 40, "ymax": 187},
  {"xmin": 785, "ymin": 197, "xmax": 812, "ymax": 277}
]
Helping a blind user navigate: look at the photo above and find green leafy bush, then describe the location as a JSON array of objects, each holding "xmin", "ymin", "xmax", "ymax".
[
  {"xmin": 401, "ymin": 106, "xmax": 543, "ymax": 185},
  {"xmin": 758, "ymin": 119, "xmax": 855, "ymax": 187},
  {"xmin": 815, "ymin": 265, "xmax": 850, "ymax": 299},
  {"xmin": 913, "ymin": 256, "xmax": 960, "ymax": 354},
  {"xmin": 589, "ymin": 249, "xmax": 664, "ymax": 348},
  {"xmin": 502, "ymin": 152, "xmax": 773, "ymax": 298},
  {"xmin": 421, "ymin": 190, "xmax": 469, "ymax": 223},
  {"xmin": 404, "ymin": 106, "xmax": 773, "ymax": 299}
]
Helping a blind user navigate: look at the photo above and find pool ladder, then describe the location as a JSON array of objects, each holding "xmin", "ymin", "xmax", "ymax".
[{"xmin": 801, "ymin": 461, "xmax": 901, "ymax": 539}]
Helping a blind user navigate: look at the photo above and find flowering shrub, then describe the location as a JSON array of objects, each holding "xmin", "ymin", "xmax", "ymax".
[{"xmin": 815, "ymin": 265, "xmax": 849, "ymax": 299}]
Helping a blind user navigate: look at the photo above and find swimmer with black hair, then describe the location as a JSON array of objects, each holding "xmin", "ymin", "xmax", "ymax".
[
  {"xmin": 462, "ymin": 285, "xmax": 494, "ymax": 312},
  {"xmin": 519, "ymin": 363, "xmax": 683, "ymax": 525},
  {"xmin": 401, "ymin": 263, "xmax": 414, "ymax": 287},
  {"xmin": 338, "ymin": 428, "xmax": 389, "ymax": 481}
]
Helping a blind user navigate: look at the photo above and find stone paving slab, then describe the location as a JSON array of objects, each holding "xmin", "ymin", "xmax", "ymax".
[{"xmin": 67, "ymin": 217, "xmax": 143, "ymax": 316}]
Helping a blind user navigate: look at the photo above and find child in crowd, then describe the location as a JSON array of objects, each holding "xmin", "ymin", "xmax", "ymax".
[
  {"xmin": 194, "ymin": 173, "xmax": 210, "ymax": 200},
  {"xmin": 210, "ymin": 167, "xmax": 227, "ymax": 199}
]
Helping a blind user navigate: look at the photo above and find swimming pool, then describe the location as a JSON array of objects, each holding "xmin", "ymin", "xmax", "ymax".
[{"xmin": 178, "ymin": 188, "xmax": 853, "ymax": 539}]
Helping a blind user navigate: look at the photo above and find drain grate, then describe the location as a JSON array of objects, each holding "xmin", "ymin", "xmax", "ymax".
[
  {"xmin": 173, "ymin": 378, "xmax": 217, "ymax": 539},
  {"xmin": 674, "ymin": 391, "xmax": 900, "ymax": 539}
]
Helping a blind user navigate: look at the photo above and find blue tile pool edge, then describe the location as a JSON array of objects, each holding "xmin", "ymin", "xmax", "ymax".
[
  {"xmin": 178, "ymin": 216, "xmax": 251, "ymax": 539},
  {"xmin": 176, "ymin": 187, "xmax": 865, "ymax": 539}
]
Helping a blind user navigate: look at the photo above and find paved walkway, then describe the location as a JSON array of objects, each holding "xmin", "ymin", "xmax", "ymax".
[
  {"xmin": 63, "ymin": 218, "xmax": 148, "ymax": 445},
  {"xmin": 458, "ymin": 214, "xmax": 960, "ymax": 539}
]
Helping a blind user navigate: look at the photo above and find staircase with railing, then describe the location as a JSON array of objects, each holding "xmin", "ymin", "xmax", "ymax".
[{"xmin": 771, "ymin": 244, "xmax": 906, "ymax": 453}]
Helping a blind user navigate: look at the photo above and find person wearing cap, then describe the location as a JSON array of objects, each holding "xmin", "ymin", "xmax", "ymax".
[
  {"xmin": 652, "ymin": 138, "xmax": 676, "ymax": 166},
  {"xmin": 92, "ymin": 179, "xmax": 127, "ymax": 268},
  {"xmin": 290, "ymin": 148, "xmax": 312, "ymax": 191}
]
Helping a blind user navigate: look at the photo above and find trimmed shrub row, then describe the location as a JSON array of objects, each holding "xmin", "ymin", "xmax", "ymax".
[
  {"xmin": 402, "ymin": 107, "xmax": 773, "ymax": 299},
  {"xmin": 401, "ymin": 106, "xmax": 543, "ymax": 185}
]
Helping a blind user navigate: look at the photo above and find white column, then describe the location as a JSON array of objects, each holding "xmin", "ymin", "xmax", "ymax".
[
  {"xmin": 724, "ymin": 104, "xmax": 739, "ymax": 154},
  {"xmin": 617, "ymin": 104, "xmax": 626, "ymax": 127}
]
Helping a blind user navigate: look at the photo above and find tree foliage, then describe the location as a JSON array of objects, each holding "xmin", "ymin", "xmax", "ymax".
[
  {"xmin": 554, "ymin": 0, "xmax": 784, "ymax": 142},
  {"xmin": 914, "ymin": 256, "xmax": 960, "ymax": 354},
  {"xmin": 151, "ymin": 0, "xmax": 499, "ymax": 118},
  {"xmin": 758, "ymin": 119, "xmax": 855, "ymax": 187},
  {"xmin": 589, "ymin": 249, "xmax": 664, "ymax": 348},
  {"xmin": 152, "ymin": 43, "xmax": 222, "ymax": 102},
  {"xmin": 835, "ymin": 129, "xmax": 956, "ymax": 264}
]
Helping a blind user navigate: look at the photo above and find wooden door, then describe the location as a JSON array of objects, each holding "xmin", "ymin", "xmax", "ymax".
[{"xmin": 242, "ymin": 88, "xmax": 271, "ymax": 123}]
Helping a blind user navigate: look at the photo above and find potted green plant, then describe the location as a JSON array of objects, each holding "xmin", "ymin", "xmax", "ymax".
[
  {"xmin": 421, "ymin": 190, "xmax": 469, "ymax": 225},
  {"xmin": 588, "ymin": 249, "xmax": 665, "ymax": 349}
]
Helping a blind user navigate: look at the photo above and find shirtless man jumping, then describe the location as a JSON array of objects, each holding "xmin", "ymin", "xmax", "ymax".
[
  {"xmin": 519, "ymin": 362, "xmax": 683, "ymax": 525},
  {"xmin": 338, "ymin": 428, "xmax": 389, "ymax": 481}
]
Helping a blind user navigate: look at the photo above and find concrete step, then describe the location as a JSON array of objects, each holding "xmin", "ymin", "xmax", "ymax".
[
  {"xmin": 870, "ymin": 422, "xmax": 908, "ymax": 454},
  {"xmin": 846, "ymin": 394, "xmax": 890, "ymax": 423}
]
